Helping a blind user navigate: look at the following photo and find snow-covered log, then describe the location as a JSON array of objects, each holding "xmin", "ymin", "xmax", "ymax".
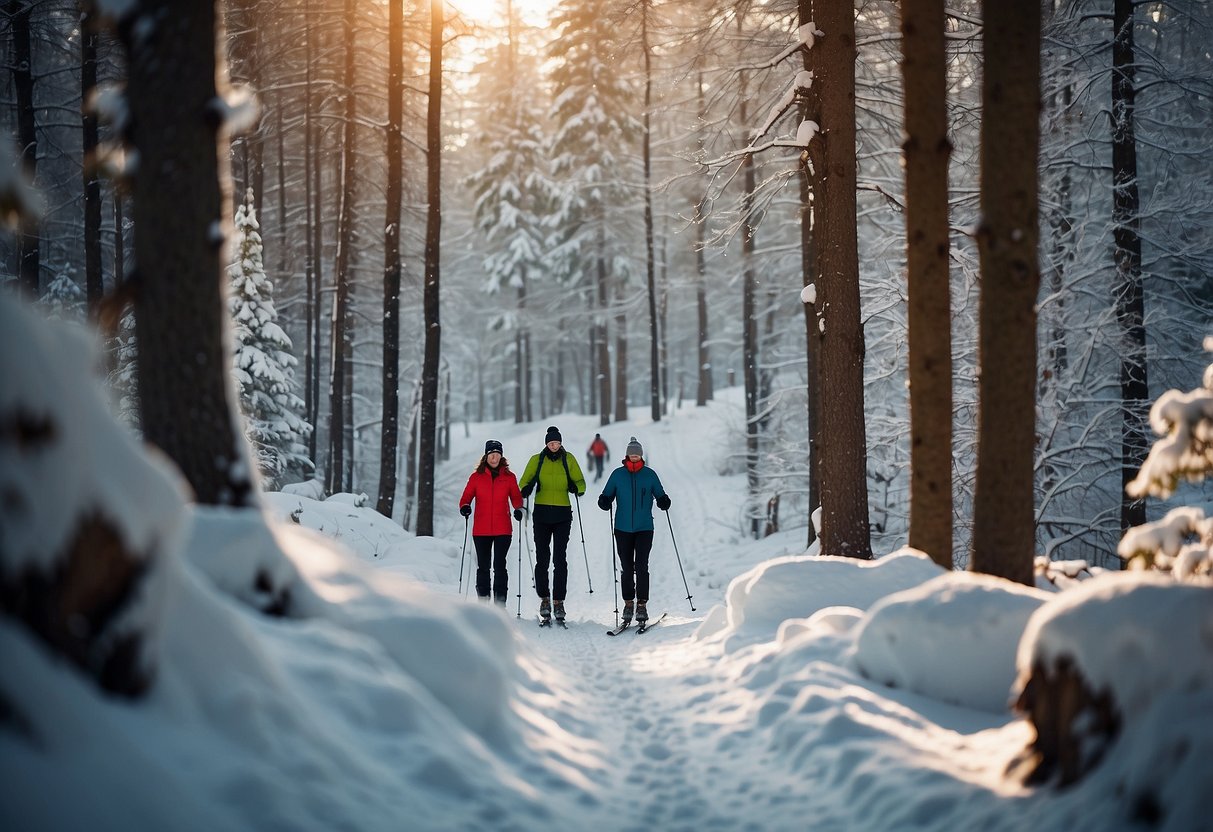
[{"xmin": 0, "ymin": 299, "xmax": 187, "ymax": 697}]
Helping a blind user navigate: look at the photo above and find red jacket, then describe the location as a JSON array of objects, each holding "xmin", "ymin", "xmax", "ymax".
[{"xmin": 459, "ymin": 464, "xmax": 523, "ymax": 537}]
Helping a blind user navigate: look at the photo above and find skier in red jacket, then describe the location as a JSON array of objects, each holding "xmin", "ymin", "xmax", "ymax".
[
  {"xmin": 586, "ymin": 433, "xmax": 609, "ymax": 482},
  {"xmin": 458, "ymin": 439, "xmax": 523, "ymax": 604}
]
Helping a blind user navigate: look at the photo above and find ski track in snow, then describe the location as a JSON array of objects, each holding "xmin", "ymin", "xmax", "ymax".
[{"xmin": 436, "ymin": 404, "xmax": 783, "ymax": 830}]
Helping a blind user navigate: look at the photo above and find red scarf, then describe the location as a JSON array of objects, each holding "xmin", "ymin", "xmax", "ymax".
[{"xmin": 624, "ymin": 458, "xmax": 645, "ymax": 473}]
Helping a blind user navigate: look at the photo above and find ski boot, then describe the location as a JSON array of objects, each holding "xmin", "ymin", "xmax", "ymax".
[
  {"xmin": 620, "ymin": 600, "xmax": 634, "ymax": 625},
  {"xmin": 539, "ymin": 597, "xmax": 552, "ymax": 623},
  {"xmin": 636, "ymin": 601, "xmax": 648, "ymax": 625},
  {"xmin": 553, "ymin": 600, "xmax": 566, "ymax": 622}
]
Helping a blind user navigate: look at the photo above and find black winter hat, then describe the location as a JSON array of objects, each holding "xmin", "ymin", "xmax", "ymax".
[
  {"xmin": 485, "ymin": 439, "xmax": 503, "ymax": 455},
  {"xmin": 545, "ymin": 425, "xmax": 562, "ymax": 444}
]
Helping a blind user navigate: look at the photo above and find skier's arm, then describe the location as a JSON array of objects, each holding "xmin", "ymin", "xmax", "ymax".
[
  {"xmin": 653, "ymin": 471, "xmax": 671, "ymax": 511},
  {"xmin": 518, "ymin": 455, "xmax": 538, "ymax": 497},
  {"xmin": 567, "ymin": 453, "xmax": 587, "ymax": 496},
  {"xmin": 508, "ymin": 474, "xmax": 522, "ymax": 510},
  {"xmin": 458, "ymin": 476, "xmax": 475, "ymax": 511},
  {"xmin": 598, "ymin": 470, "xmax": 617, "ymax": 510}
]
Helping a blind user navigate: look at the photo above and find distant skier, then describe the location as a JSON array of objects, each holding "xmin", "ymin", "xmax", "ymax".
[
  {"xmin": 518, "ymin": 426, "xmax": 587, "ymax": 623},
  {"xmin": 597, "ymin": 436, "xmax": 670, "ymax": 626},
  {"xmin": 458, "ymin": 439, "xmax": 523, "ymax": 606},
  {"xmin": 586, "ymin": 433, "xmax": 609, "ymax": 482}
]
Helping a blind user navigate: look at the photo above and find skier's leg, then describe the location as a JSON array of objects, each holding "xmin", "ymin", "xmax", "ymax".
[
  {"xmin": 533, "ymin": 520, "xmax": 553, "ymax": 599},
  {"xmin": 472, "ymin": 536, "xmax": 493, "ymax": 598},
  {"xmin": 635, "ymin": 530, "xmax": 654, "ymax": 603},
  {"xmin": 615, "ymin": 530, "xmax": 637, "ymax": 601},
  {"xmin": 492, "ymin": 534, "xmax": 510, "ymax": 604},
  {"xmin": 552, "ymin": 519, "xmax": 572, "ymax": 601}
]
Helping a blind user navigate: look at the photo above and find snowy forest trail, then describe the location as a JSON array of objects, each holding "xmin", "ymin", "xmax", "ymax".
[{"xmin": 432, "ymin": 400, "xmax": 776, "ymax": 828}]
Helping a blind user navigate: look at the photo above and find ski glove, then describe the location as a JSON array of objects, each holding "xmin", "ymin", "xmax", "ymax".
[
  {"xmin": 656, "ymin": 494, "xmax": 671, "ymax": 511},
  {"xmin": 460, "ymin": 504, "xmax": 472, "ymax": 517},
  {"xmin": 597, "ymin": 495, "xmax": 612, "ymax": 511},
  {"xmin": 520, "ymin": 484, "xmax": 533, "ymax": 499},
  {"xmin": 568, "ymin": 481, "xmax": 580, "ymax": 494},
  {"xmin": 513, "ymin": 508, "xmax": 523, "ymax": 521}
]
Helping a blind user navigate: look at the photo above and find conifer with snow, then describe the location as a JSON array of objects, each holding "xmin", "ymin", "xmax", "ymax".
[
  {"xmin": 465, "ymin": 39, "xmax": 550, "ymax": 296},
  {"xmin": 228, "ymin": 189, "xmax": 312, "ymax": 488},
  {"xmin": 1117, "ymin": 337, "xmax": 1213, "ymax": 579},
  {"xmin": 545, "ymin": 0, "xmax": 640, "ymax": 278},
  {"xmin": 39, "ymin": 265, "xmax": 86, "ymax": 321}
]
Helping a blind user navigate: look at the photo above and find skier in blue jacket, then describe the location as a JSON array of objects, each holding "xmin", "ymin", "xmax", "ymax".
[{"xmin": 597, "ymin": 436, "xmax": 670, "ymax": 625}]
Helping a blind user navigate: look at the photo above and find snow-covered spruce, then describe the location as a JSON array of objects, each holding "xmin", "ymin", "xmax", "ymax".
[{"xmin": 227, "ymin": 188, "xmax": 312, "ymax": 489}]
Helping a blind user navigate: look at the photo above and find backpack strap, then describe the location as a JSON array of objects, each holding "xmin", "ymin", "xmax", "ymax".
[{"xmin": 530, "ymin": 450, "xmax": 574, "ymax": 494}]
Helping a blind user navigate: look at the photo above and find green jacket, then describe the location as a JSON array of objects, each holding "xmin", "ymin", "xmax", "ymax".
[{"xmin": 519, "ymin": 449, "xmax": 586, "ymax": 508}]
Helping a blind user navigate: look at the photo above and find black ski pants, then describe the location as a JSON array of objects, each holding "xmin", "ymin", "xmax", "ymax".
[
  {"xmin": 473, "ymin": 535, "xmax": 511, "ymax": 603},
  {"xmin": 533, "ymin": 518, "xmax": 572, "ymax": 601},
  {"xmin": 591, "ymin": 455, "xmax": 605, "ymax": 481},
  {"xmin": 614, "ymin": 529, "xmax": 654, "ymax": 603}
]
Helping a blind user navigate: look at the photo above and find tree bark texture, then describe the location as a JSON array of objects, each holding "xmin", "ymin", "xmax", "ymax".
[
  {"xmin": 596, "ymin": 220, "xmax": 611, "ymax": 427},
  {"xmin": 740, "ymin": 70, "xmax": 761, "ymax": 540},
  {"xmin": 123, "ymin": 0, "xmax": 255, "ymax": 506},
  {"xmin": 901, "ymin": 0, "xmax": 954, "ymax": 568},
  {"xmin": 971, "ymin": 0, "xmax": 1041, "ymax": 585},
  {"xmin": 642, "ymin": 2, "xmax": 660, "ymax": 423},
  {"xmin": 416, "ymin": 0, "xmax": 444, "ymax": 537},
  {"xmin": 1111, "ymin": 0, "xmax": 1149, "ymax": 535},
  {"xmin": 82, "ymin": 16, "xmax": 103, "ymax": 316},
  {"xmin": 377, "ymin": 0, "xmax": 405, "ymax": 519},
  {"xmin": 806, "ymin": 0, "xmax": 872, "ymax": 559},
  {"xmin": 327, "ymin": 0, "xmax": 357, "ymax": 496},
  {"xmin": 694, "ymin": 71, "xmax": 713, "ymax": 407},
  {"xmin": 9, "ymin": 0, "xmax": 40, "ymax": 297}
]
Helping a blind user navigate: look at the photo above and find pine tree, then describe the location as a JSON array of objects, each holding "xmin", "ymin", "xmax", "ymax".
[
  {"xmin": 228, "ymin": 189, "xmax": 312, "ymax": 488},
  {"xmin": 466, "ymin": 31, "xmax": 550, "ymax": 423},
  {"xmin": 39, "ymin": 266, "xmax": 86, "ymax": 321}
]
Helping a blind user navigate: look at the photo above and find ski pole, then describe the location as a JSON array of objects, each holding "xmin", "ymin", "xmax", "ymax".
[
  {"xmin": 609, "ymin": 504, "xmax": 620, "ymax": 628},
  {"xmin": 458, "ymin": 514, "xmax": 469, "ymax": 596},
  {"xmin": 516, "ymin": 513, "xmax": 523, "ymax": 618},
  {"xmin": 574, "ymin": 493, "xmax": 594, "ymax": 593},
  {"xmin": 665, "ymin": 510, "xmax": 695, "ymax": 611}
]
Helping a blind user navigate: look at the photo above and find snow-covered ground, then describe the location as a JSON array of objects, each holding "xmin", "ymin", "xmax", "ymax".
[{"xmin": 3, "ymin": 306, "xmax": 1212, "ymax": 831}]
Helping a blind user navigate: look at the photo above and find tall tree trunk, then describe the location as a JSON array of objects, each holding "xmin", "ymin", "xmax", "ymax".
[
  {"xmin": 806, "ymin": 0, "xmax": 872, "ymax": 559},
  {"xmin": 901, "ymin": 0, "xmax": 954, "ymax": 568},
  {"xmin": 521, "ymin": 267, "xmax": 533, "ymax": 421},
  {"xmin": 971, "ymin": 0, "xmax": 1040, "ymax": 585},
  {"xmin": 82, "ymin": 15, "xmax": 102, "ymax": 316},
  {"xmin": 614, "ymin": 288, "xmax": 628, "ymax": 422},
  {"xmin": 798, "ymin": 166, "xmax": 820, "ymax": 547},
  {"xmin": 641, "ymin": 2, "xmax": 660, "ymax": 423},
  {"xmin": 694, "ymin": 70, "xmax": 713, "ymax": 407},
  {"xmin": 796, "ymin": 0, "xmax": 820, "ymax": 547},
  {"xmin": 275, "ymin": 91, "xmax": 286, "ymax": 275},
  {"xmin": 377, "ymin": 0, "xmax": 405, "ymax": 518},
  {"xmin": 123, "ymin": 0, "xmax": 255, "ymax": 507},
  {"xmin": 303, "ymin": 12, "xmax": 316, "ymax": 461},
  {"xmin": 309, "ymin": 40, "xmax": 324, "ymax": 470},
  {"xmin": 1111, "ymin": 0, "xmax": 1149, "ymax": 535},
  {"xmin": 596, "ymin": 221, "xmax": 611, "ymax": 427},
  {"xmin": 9, "ymin": 0, "xmax": 39, "ymax": 297},
  {"xmin": 740, "ymin": 68, "xmax": 761, "ymax": 539},
  {"xmin": 327, "ymin": 0, "xmax": 357, "ymax": 496},
  {"xmin": 416, "ymin": 0, "xmax": 444, "ymax": 537}
]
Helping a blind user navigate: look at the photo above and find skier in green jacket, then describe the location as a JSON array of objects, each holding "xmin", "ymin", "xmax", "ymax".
[{"xmin": 518, "ymin": 425, "xmax": 586, "ymax": 623}]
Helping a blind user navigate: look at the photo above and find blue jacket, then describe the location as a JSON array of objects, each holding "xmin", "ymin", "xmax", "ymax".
[{"xmin": 600, "ymin": 462, "xmax": 667, "ymax": 533}]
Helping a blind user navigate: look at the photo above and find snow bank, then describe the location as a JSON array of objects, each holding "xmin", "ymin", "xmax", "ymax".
[
  {"xmin": 852, "ymin": 572, "xmax": 1050, "ymax": 713},
  {"xmin": 1016, "ymin": 572, "xmax": 1213, "ymax": 716},
  {"xmin": 699, "ymin": 547, "xmax": 944, "ymax": 649}
]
